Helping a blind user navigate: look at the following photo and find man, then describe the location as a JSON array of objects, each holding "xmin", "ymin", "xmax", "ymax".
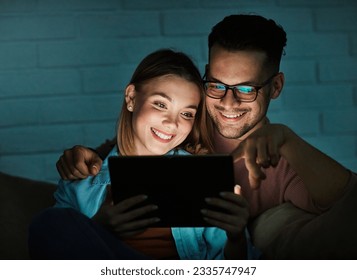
[{"xmin": 56, "ymin": 14, "xmax": 357, "ymax": 259}]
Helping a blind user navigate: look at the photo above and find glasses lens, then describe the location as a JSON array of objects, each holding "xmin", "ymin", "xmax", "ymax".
[
  {"xmin": 205, "ymin": 82, "xmax": 226, "ymax": 98},
  {"xmin": 236, "ymin": 85, "xmax": 255, "ymax": 94},
  {"xmin": 235, "ymin": 85, "xmax": 256, "ymax": 101},
  {"xmin": 204, "ymin": 81, "xmax": 259, "ymax": 102}
]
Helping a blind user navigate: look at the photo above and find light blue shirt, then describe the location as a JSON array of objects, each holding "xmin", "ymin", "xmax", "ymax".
[{"xmin": 54, "ymin": 147, "xmax": 260, "ymax": 259}]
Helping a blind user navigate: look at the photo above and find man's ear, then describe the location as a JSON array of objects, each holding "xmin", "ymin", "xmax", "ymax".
[
  {"xmin": 125, "ymin": 84, "xmax": 136, "ymax": 111},
  {"xmin": 271, "ymin": 72, "xmax": 284, "ymax": 99}
]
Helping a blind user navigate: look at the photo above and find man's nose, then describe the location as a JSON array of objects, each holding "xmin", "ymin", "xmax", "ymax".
[{"xmin": 221, "ymin": 88, "xmax": 241, "ymax": 106}]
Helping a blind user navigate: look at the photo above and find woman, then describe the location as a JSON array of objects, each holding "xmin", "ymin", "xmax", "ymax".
[{"xmin": 28, "ymin": 49, "xmax": 252, "ymax": 260}]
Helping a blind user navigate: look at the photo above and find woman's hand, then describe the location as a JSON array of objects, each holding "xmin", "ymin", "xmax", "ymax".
[
  {"xmin": 92, "ymin": 185, "xmax": 160, "ymax": 238},
  {"xmin": 201, "ymin": 185, "xmax": 249, "ymax": 259}
]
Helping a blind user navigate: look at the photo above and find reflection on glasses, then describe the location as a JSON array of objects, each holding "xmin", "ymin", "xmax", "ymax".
[{"xmin": 202, "ymin": 73, "xmax": 277, "ymax": 102}]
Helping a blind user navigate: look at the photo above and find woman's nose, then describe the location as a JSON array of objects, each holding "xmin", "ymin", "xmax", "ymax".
[{"xmin": 162, "ymin": 114, "xmax": 178, "ymax": 129}]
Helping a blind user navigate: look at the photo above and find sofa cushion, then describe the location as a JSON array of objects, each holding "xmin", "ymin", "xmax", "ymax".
[
  {"xmin": 249, "ymin": 202, "xmax": 316, "ymax": 258},
  {"xmin": 0, "ymin": 172, "xmax": 56, "ymax": 259}
]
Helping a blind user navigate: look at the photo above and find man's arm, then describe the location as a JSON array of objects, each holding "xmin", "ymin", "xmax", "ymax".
[
  {"xmin": 95, "ymin": 138, "xmax": 117, "ymax": 160},
  {"xmin": 231, "ymin": 124, "xmax": 351, "ymax": 207},
  {"xmin": 280, "ymin": 126, "xmax": 350, "ymax": 207}
]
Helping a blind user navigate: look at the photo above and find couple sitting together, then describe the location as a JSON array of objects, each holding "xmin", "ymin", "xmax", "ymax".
[{"xmin": 28, "ymin": 14, "xmax": 357, "ymax": 260}]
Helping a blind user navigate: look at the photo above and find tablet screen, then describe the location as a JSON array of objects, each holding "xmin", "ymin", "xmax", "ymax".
[{"xmin": 108, "ymin": 154, "xmax": 235, "ymax": 227}]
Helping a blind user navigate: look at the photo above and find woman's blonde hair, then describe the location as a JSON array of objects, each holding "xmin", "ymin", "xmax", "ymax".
[{"xmin": 117, "ymin": 48, "xmax": 213, "ymax": 155}]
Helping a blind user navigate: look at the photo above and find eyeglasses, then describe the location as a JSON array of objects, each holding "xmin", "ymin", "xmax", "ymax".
[{"xmin": 202, "ymin": 73, "xmax": 278, "ymax": 102}]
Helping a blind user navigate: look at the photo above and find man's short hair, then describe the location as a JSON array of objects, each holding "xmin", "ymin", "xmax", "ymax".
[{"xmin": 208, "ymin": 14, "xmax": 287, "ymax": 70}]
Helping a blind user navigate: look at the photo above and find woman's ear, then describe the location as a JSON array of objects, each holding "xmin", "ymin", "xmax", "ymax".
[
  {"xmin": 125, "ymin": 84, "xmax": 136, "ymax": 112},
  {"xmin": 270, "ymin": 72, "xmax": 284, "ymax": 99}
]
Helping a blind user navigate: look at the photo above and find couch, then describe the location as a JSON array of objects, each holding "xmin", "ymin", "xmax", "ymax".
[
  {"xmin": 0, "ymin": 170, "xmax": 307, "ymax": 260},
  {"xmin": 0, "ymin": 171, "xmax": 56, "ymax": 259},
  {"xmin": 1, "ymin": 170, "xmax": 356, "ymax": 259}
]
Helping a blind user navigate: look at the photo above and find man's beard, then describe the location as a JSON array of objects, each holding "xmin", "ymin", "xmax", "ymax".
[{"xmin": 213, "ymin": 118, "xmax": 252, "ymax": 140}]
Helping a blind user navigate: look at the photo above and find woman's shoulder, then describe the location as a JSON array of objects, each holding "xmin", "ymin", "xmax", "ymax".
[{"xmin": 166, "ymin": 148, "xmax": 192, "ymax": 156}]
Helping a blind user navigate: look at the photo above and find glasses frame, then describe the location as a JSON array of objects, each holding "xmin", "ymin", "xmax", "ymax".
[{"xmin": 202, "ymin": 73, "xmax": 278, "ymax": 102}]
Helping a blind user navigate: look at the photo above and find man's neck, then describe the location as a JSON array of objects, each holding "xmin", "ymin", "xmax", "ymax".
[{"xmin": 213, "ymin": 130, "xmax": 243, "ymax": 154}]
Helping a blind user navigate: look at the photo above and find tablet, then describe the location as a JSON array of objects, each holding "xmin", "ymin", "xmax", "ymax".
[{"xmin": 108, "ymin": 154, "xmax": 235, "ymax": 227}]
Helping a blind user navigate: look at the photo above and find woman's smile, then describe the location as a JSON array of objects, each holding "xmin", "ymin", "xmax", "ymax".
[{"xmin": 151, "ymin": 127, "xmax": 175, "ymax": 142}]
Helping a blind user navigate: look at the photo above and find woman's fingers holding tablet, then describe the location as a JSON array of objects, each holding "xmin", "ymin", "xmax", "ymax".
[{"xmin": 93, "ymin": 192, "xmax": 160, "ymax": 237}]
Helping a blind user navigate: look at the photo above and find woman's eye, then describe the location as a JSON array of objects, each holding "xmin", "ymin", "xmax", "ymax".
[
  {"xmin": 154, "ymin": 102, "xmax": 166, "ymax": 109},
  {"xmin": 181, "ymin": 112, "xmax": 195, "ymax": 119}
]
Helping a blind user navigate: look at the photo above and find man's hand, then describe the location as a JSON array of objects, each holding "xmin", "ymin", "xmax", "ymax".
[
  {"xmin": 230, "ymin": 124, "xmax": 287, "ymax": 189},
  {"xmin": 56, "ymin": 145, "xmax": 103, "ymax": 180}
]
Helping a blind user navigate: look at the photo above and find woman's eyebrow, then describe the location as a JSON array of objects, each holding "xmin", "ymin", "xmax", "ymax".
[
  {"xmin": 151, "ymin": 92, "xmax": 172, "ymax": 102},
  {"xmin": 186, "ymin": 104, "xmax": 198, "ymax": 110},
  {"xmin": 152, "ymin": 92, "xmax": 198, "ymax": 110}
]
